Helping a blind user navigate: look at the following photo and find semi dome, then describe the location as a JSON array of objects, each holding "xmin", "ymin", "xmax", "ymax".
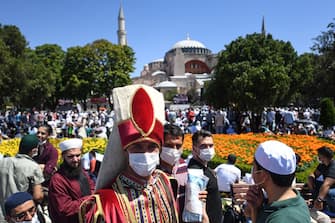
[
  {"xmin": 172, "ymin": 36, "xmax": 206, "ymax": 49},
  {"xmin": 156, "ymin": 81, "xmax": 177, "ymax": 88}
]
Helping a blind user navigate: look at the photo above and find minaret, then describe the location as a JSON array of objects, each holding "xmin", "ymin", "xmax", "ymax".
[
  {"xmin": 117, "ymin": 3, "xmax": 127, "ymax": 46},
  {"xmin": 261, "ymin": 16, "xmax": 266, "ymax": 35}
]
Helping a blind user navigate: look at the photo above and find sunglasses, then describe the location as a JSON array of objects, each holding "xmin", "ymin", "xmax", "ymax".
[{"xmin": 12, "ymin": 206, "xmax": 36, "ymax": 221}]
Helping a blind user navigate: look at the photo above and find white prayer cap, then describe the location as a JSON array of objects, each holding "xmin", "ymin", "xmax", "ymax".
[
  {"xmin": 59, "ymin": 138, "xmax": 83, "ymax": 152},
  {"xmin": 255, "ymin": 140, "xmax": 296, "ymax": 175}
]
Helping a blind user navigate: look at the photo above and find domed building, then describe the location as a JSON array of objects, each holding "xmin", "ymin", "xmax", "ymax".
[
  {"xmin": 115, "ymin": 4, "xmax": 217, "ymax": 101},
  {"xmin": 165, "ymin": 36, "xmax": 216, "ymax": 76},
  {"xmin": 133, "ymin": 35, "xmax": 217, "ymax": 100}
]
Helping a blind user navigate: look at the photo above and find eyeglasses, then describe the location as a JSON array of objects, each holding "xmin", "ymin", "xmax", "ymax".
[
  {"xmin": 12, "ymin": 206, "xmax": 36, "ymax": 221},
  {"xmin": 36, "ymin": 131, "xmax": 47, "ymax": 135},
  {"xmin": 66, "ymin": 154, "xmax": 81, "ymax": 159}
]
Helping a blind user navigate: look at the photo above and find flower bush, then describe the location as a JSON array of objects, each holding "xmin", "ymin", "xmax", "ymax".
[
  {"xmin": 183, "ymin": 133, "xmax": 335, "ymax": 165},
  {"xmin": 0, "ymin": 137, "xmax": 108, "ymax": 164}
]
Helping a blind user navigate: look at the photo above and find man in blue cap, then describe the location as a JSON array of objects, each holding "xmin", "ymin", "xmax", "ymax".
[{"xmin": 5, "ymin": 192, "xmax": 40, "ymax": 223}]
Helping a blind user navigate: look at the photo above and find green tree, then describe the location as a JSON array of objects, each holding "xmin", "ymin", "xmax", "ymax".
[
  {"xmin": 205, "ymin": 33, "xmax": 312, "ymax": 112},
  {"xmin": 0, "ymin": 24, "xmax": 27, "ymax": 57},
  {"xmin": 62, "ymin": 46, "xmax": 94, "ymax": 106},
  {"xmin": 0, "ymin": 39, "xmax": 14, "ymax": 107},
  {"xmin": 319, "ymin": 98, "xmax": 335, "ymax": 129},
  {"xmin": 34, "ymin": 44, "xmax": 65, "ymax": 108},
  {"xmin": 62, "ymin": 39, "xmax": 135, "ymax": 109},
  {"xmin": 291, "ymin": 53, "xmax": 316, "ymax": 106},
  {"xmin": 0, "ymin": 24, "xmax": 30, "ymax": 108},
  {"xmin": 19, "ymin": 48, "xmax": 57, "ymax": 109},
  {"xmin": 87, "ymin": 39, "xmax": 135, "ymax": 108},
  {"xmin": 312, "ymin": 19, "xmax": 335, "ymax": 101}
]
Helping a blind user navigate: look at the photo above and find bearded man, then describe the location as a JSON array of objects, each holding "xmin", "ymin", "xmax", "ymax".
[{"xmin": 48, "ymin": 138, "xmax": 95, "ymax": 223}]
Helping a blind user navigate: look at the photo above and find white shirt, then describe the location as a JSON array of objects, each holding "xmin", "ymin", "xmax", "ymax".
[
  {"xmin": 81, "ymin": 152, "xmax": 104, "ymax": 171},
  {"xmin": 215, "ymin": 163, "xmax": 241, "ymax": 192}
]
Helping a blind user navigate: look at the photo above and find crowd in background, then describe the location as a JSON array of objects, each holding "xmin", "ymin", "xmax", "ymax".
[{"xmin": 0, "ymin": 105, "xmax": 334, "ymax": 144}]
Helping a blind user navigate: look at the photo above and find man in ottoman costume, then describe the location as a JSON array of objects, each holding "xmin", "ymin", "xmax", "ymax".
[{"xmin": 80, "ymin": 84, "xmax": 179, "ymax": 223}]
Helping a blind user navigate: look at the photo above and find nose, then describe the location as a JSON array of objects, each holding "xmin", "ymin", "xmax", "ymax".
[{"xmin": 25, "ymin": 212, "xmax": 34, "ymax": 220}]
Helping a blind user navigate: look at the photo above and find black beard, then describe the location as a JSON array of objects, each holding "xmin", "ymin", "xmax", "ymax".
[{"xmin": 61, "ymin": 160, "xmax": 82, "ymax": 179}]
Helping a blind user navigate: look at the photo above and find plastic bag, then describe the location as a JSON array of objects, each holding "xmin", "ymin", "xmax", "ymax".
[{"xmin": 182, "ymin": 169, "xmax": 209, "ymax": 222}]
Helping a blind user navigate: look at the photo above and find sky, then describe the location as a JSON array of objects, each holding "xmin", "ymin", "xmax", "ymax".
[{"xmin": 1, "ymin": 0, "xmax": 334, "ymax": 78}]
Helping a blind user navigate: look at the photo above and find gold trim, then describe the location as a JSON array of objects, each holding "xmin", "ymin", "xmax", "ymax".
[
  {"xmin": 123, "ymin": 137, "xmax": 161, "ymax": 150},
  {"xmin": 115, "ymin": 177, "xmax": 137, "ymax": 223},
  {"xmin": 78, "ymin": 194, "xmax": 105, "ymax": 223}
]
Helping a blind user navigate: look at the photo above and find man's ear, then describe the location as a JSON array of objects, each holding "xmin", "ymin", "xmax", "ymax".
[{"xmin": 5, "ymin": 215, "xmax": 12, "ymax": 223}]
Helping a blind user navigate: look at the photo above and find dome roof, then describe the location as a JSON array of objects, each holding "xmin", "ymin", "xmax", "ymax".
[
  {"xmin": 172, "ymin": 36, "xmax": 206, "ymax": 49},
  {"xmin": 151, "ymin": 70, "xmax": 166, "ymax": 76}
]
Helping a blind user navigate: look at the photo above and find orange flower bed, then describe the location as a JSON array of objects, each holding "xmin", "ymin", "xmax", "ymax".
[
  {"xmin": 182, "ymin": 133, "xmax": 335, "ymax": 165},
  {"xmin": 1, "ymin": 134, "xmax": 334, "ymax": 167}
]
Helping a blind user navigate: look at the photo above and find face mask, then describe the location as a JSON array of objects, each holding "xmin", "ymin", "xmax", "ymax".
[
  {"xmin": 14, "ymin": 210, "xmax": 39, "ymax": 223},
  {"xmin": 160, "ymin": 146, "xmax": 182, "ymax": 165},
  {"xmin": 199, "ymin": 147, "xmax": 215, "ymax": 161},
  {"xmin": 129, "ymin": 152, "xmax": 160, "ymax": 177}
]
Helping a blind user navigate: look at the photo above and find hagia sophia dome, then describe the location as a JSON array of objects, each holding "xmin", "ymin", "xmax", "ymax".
[
  {"xmin": 172, "ymin": 36, "xmax": 206, "ymax": 49},
  {"xmin": 135, "ymin": 34, "xmax": 217, "ymax": 96}
]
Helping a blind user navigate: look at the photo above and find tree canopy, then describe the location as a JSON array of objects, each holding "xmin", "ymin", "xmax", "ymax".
[
  {"xmin": 0, "ymin": 25, "xmax": 67, "ymax": 109},
  {"xmin": 204, "ymin": 33, "xmax": 314, "ymax": 112},
  {"xmin": 311, "ymin": 19, "xmax": 335, "ymax": 101},
  {"xmin": 0, "ymin": 24, "xmax": 135, "ymax": 110},
  {"xmin": 62, "ymin": 39, "xmax": 135, "ymax": 108}
]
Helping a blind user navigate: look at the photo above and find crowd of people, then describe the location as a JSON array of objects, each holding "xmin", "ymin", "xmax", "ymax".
[
  {"xmin": 0, "ymin": 101, "xmax": 332, "ymax": 144},
  {"xmin": 166, "ymin": 106, "xmax": 326, "ymax": 136},
  {"xmin": 0, "ymin": 84, "xmax": 334, "ymax": 223}
]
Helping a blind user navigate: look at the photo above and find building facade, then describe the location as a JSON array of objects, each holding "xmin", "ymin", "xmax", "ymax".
[{"xmin": 132, "ymin": 36, "xmax": 217, "ymax": 100}]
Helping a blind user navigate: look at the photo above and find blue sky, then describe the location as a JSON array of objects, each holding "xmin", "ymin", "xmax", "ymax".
[{"xmin": 1, "ymin": 0, "xmax": 334, "ymax": 77}]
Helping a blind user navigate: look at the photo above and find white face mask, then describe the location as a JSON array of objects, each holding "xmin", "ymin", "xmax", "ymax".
[
  {"xmin": 199, "ymin": 147, "xmax": 215, "ymax": 161},
  {"xmin": 14, "ymin": 211, "xmax": 39, "ymax": 223},
  {"xmin": 160, "ymin": 146, "xmax": 182, "ymax": 166},
  {"xmin": 129, "ymin": 152, "xmax": 160, "ymax": 177}
]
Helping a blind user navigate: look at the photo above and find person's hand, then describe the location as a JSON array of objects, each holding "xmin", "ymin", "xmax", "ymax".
[
  {"xmin": 198, "ymin": 190, "xmax": 209, "ymax": 223},
  {"xmin": 39, "ymin": 164, "xmax": 45, "ymax": 171},
  {"xmin": 198, "ymin": 190, "xmax": 208, "ymax": 203},
  {"xmin": 313, "ymin": 199, "xmax": 324, "ymax": 210},
  {"xmin": 245, "ymin": 185, "xmax": 264, "ymax": 219}
]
